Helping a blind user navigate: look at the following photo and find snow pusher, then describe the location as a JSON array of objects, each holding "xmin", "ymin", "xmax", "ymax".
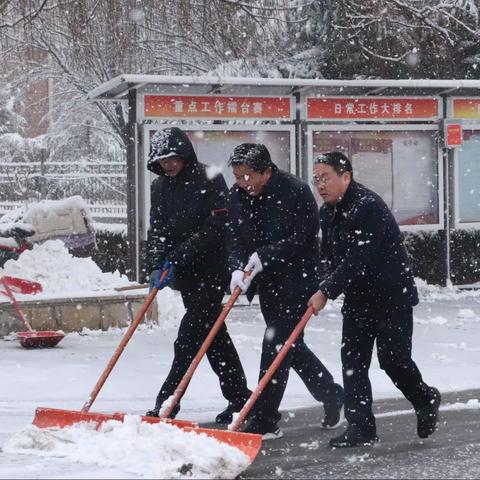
[
  {"xmin": 32, "ymin": 271, "xmax": 262, "ymax": 464},
  {"xmin": 0, "ymin": 275, "xmax": 65, "ymax": 348}
]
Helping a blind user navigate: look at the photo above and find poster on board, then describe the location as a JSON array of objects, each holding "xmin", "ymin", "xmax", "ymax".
[
  {"xmin": 312, "ymin": 129, "xmax": 439, "ymax": 226},
  {"xmin": 146, "ymin": 128, "xmax": 292, "ymax": 188}
]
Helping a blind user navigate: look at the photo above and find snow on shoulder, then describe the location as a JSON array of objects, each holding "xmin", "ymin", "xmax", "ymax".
[
  {"xmin": 206, "ymin": 163, "xmax": 223, "ymax": 180},
  {"xmin": 5, "ymin": 416, "xmax": 249, "ymax": 479},
  {"xmin": 0, "ymin": 239, "xmax": 130, "ymax": 299}
]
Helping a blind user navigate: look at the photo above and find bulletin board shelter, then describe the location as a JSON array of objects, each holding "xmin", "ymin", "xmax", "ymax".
[{"xmin": 87, "ymin": 75, "xmax": 480, "ymax": 284}]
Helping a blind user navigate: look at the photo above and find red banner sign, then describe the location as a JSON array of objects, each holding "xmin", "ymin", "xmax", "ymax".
[
  {"xmin": 451, "ymin": 98, "xmax": 480, "ymax": 119},
  {"xmin": 143, "ymin": 95, "xmax": 292, "ymax": 120},
  {"xmin": 445, "ymin": 123, "xmax": 462, "ymax": 148},
  {"xmin": 306, "ymin": 97, "xmax": 440, "ymax": 121}
]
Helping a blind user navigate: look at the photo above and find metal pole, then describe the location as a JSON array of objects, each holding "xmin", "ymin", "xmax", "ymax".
[
  {"xmin": 443, "ymin": 145, "xmax": 451, "ymax": 287},
  {"xmin": 126, "ymin": 88, "xmax": 138, "ymax": 281},
  {"xmin": 442, "ymin": 97, "xmax": 452, "ymax": 287},
  {"xmin": 293, "ymin": 91, "xmax": 302, "ymax": 178}
]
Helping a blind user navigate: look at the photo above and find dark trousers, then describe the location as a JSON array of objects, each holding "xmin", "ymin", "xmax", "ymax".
[
  {"xmin": 254, "ymin": 286, "xmax": 340, "ymax": 425},
  {"xmin": 155, "ymin": 283, "xmax": 250, "ymax": 409},
  {"xmin": 341, "ymin": 302, "xmax": 432, "ymax": 433}
]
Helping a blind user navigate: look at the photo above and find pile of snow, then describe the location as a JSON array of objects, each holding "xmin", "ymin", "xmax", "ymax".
[
  {"xmin": 0, "ymin": 240, "xmax": 129, "ymax": 299},
  {"xmin": 415, "ymin": 277, "xmax": 480, "ymax": 301},
  {"xmin": 0, "ymin": 237, "xmax": 186, "ymax": 327},
  {"xmin": 154, "ymin": 287, "xmax": 186, "ymax": 330},
  {"xmin": 4, "ymin": 416, "xmax": 249, "ymax": 479}
]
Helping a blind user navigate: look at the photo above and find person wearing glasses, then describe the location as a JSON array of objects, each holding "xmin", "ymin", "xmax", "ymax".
[
  {"xmin": 228, "ymin": 143, "xmax": 344, "ymax": 439},
  {"xmin": 308, "ymin": 151, "xmax": 441, "ymax": 448},
  {"xmin": 144, "ymin": 126, "xmax": 251, "ymax": 424}
]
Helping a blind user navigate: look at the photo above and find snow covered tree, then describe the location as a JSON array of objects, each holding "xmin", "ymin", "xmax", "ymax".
[
  {"xmin": 0, "ymin": 83, "xmax": 24, "ymax": 134},
  {"xmin": 1, "ymin": 0, "xmax": 479, "ymax": 207},
  {"xmin": 317, "ymin": 0, "xmax": 480, "ymax": 79}
]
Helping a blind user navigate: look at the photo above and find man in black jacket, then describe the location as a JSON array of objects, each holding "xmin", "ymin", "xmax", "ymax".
[
  {"xmin": 228, "ymin": 143, "xmax": 344, "ymax": 439},
  {"xmin": 308, "ymin": 151, "xmax": 441, "ymax": 448},
  {"xmin": 144, "ymin": 127, "xmax": 251, "ymax": 423}
]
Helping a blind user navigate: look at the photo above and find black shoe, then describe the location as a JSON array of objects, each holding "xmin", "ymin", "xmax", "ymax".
[
  {"xmin": 145, "ymin": 403, "xmax": 180, "ymax": 419},
  {"xmin": 240, "ymin": 417, "xmax": 283, "ymax": 440},
  {"xmin": 321, "ymin": 387, "xmax": 345, "ymax": 429},
  {"xmin": 416, "ymin": 387, "xmax": 441, "ymax": 439},
  {"xmin": 215, "ymin": 400, "xmax": 257, "ymax": 424},
  {"xmin": 216, "ymin": 404, "xmax": 242, "ymax": 424},
  {"xmin": 329, "ymin": 426, "xmax": 378, "ymax": 448}
]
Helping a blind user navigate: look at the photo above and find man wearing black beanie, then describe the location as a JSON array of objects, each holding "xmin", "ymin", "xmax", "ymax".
[{"xmin": 144, "ymin": 127, "xmax": 251, "ymax": 424}]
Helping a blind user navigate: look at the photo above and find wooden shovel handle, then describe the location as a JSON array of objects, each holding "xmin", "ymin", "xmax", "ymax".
[
  {"xmin": 114, "ymin": 283, "xmax": 149, "ymax": 292},
  {"xmin": 160, "ymin": 271, "xmax": 251, "ymax": 419},
  {"xmin": 0, "ymin": 278, "xmax": 35, "ymax": 332},
  {"xmin": 81, "ymin": 272, "xmax": 167, "ymax": 413},
  {"xmin": 229, "ymin": 306, "xmax": 315, "ymax": 432}
]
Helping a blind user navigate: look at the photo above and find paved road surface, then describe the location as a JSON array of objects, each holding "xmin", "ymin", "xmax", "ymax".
[{"xmin": 229, "ymin": 389, "xmax": 480, "ymax": 479}]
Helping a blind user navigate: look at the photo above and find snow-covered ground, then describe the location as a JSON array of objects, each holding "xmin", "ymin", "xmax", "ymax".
[
  {"xmin": 1, "ymin": 244, "xmax": 480, "ymax": 478},
  {"xmin": 2, "ymin": 288, "xmax": 480, "ymax": 478}
]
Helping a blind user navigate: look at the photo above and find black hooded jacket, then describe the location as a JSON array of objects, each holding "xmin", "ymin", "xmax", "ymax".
[
  {"xmin": 319, "ymin": 180, "xmax": 418, "ymax": 308},
  {"xmin": 228, "ymin": 167, "xmax": 321, "ymax": 300},
  {"xmin": 145, "ymin": 127, "xmax": 229, "ymax": 286}
]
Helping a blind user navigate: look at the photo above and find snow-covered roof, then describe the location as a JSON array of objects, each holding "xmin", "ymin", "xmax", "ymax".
[{"xmin": 87, "ymin": 74, "xmax": 480, "ymax": 101}]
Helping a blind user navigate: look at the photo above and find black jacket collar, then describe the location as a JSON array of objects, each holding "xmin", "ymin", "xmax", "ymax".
[{"xmin": 324, "ymin": 179, "xmax": 361, "ymax": 219}]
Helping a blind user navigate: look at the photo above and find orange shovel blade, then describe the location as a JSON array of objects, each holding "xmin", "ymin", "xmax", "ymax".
[
  {"xmin": 182, "ymin": 425, "xmax": 262, "ymax": 463},
  {"xmin": 33, "ymin": 407, "xmax": 196, "ymax": 430},
  {"xmin": 33, "ymin": 407, "xmax": 262, "ymax": 463}
]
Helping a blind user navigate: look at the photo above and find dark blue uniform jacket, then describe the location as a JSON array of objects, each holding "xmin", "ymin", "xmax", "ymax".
[
  {"xmin": 229, "ymin": 167, "xmax": 321, "ymax": 301},
  {"xmin": 319, "ymin": 180, "xmax": 418, "ymax": 309}
]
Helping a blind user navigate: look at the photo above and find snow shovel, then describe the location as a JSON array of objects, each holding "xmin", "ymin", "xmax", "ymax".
[
  {"xmin": 229, "ymin": 306, "xmax": 315, "ymax": 432},
  {"xmin": 0, "ymin": 275, "xmax": 65, "ymax": 348},
  {"xmin": 158, "ymin": 273, "xmax": 252, "ymax": 420},
  {"xmin": 151, "ymin": 272, "xmax": 262, "ymax": 462},
  {"xmin": 32, "ymin": 272, "xmax": 262, "ymax": 463}
]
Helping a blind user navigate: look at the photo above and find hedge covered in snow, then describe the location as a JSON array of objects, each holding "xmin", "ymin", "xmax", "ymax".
[{"xmin": 94, "ymin": 227, "xmax": 480, "ymax": 287}]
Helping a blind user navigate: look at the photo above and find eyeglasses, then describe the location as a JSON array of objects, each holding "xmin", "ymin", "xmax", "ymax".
[{"xmin": 311, "ymin": 175, "xmax": 332, "ymax": 186}]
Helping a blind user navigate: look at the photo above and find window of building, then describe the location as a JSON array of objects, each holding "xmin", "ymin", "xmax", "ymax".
[{"xmin": 456, "ymin": 129, "xmax": 480, "ymax": 226}]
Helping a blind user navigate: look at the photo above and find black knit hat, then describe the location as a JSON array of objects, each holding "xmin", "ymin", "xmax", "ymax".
[
  {"xmin": 228, "ymin": 143, "xmax": 274, "ymax": 172},
  {"xmin": 149, "ymin": 127, "xmax": 196, "ymax": 163},
  {"xmin": 314, "ymin": 151, "xmax": 352, "ymax": 175}
]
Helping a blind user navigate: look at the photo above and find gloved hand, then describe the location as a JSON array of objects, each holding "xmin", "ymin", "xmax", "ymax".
[
  {"xmin": 230, "ymin": 269, "xmax": 249, "ymax": 294},
  {"xmin": 245, "ymin": 252, "xmax": 263, "ymax": 281},
  {"xmin": 149, "ymin": 260, "xmax": 174, "ymax": 292}
]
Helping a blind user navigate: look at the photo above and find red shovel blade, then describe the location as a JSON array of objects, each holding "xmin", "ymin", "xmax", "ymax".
[
  {"xmin": 1, "ymin": 276, "xmax": 43, "ymax": 295},
  {"xmin": 17, "ymin": 331, "xmax": 65, "ymax": 348}
]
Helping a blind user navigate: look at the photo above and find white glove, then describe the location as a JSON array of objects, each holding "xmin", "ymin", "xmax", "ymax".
[
  {"xmin": 245, "ymin": 252, "xmax": 263, "ymax": 281},
  {"xmin": 230, "ymin": 270, "xmax": 248, "ymax": 294}
]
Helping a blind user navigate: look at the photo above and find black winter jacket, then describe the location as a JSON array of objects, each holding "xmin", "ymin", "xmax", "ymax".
[
  {"xmin": 145, "ymin": 128, "xmax": 229, "ymax": 287},
  {"xmin": 319, "ymin": 180, "xmax": 418, "ymax": 308},
  {"xmin": 228, "ymin": 167, "xmax": 321, "ymax": 300}
]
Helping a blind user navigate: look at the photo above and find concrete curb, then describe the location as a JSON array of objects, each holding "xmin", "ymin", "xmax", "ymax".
[{"xmin": 0, "ymin": 292, "xmax": 156, "ymax": 337}]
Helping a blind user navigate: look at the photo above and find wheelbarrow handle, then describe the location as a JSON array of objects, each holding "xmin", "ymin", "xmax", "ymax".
[
  {"xmin": 229, "ymin": 305, "xmax": 315, "ymax": 432},
  {"xmin": 160, "ymin": 271, "xmax": 251, "ymax": 419},
  {"xmin": 81, "ymin": 273, "xmax": 167, "ymax": 413}
]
